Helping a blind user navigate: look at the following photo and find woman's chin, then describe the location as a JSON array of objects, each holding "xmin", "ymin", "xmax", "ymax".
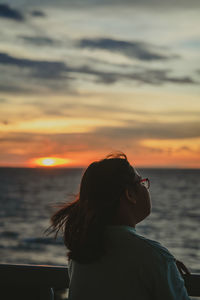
[{"xmin": 136, "ymin": 210, "xmax": 151, "ymax": 224}]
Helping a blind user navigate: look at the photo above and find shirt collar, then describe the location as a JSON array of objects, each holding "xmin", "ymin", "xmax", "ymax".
[{"xmin": 106, "ymin": 225, "xmax": 136, "ymax": 232}]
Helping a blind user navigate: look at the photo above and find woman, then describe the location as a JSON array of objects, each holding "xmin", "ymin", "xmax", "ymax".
[{"xmin": 49, "ymin": 152, "xmax": 191, "ymax": 300}]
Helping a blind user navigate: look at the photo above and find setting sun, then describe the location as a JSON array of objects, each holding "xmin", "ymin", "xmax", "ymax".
[
  {"xmin": 41, "ymin": 158, "xmax": 56, "ymax": 166},
  {"xmin": 33, "ymin": 157, "xmax": 70, "ymax": 167}
]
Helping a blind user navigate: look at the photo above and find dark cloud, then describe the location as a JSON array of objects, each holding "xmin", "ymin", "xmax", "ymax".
[
  {"xmin": 178, "ymin": 146, "xmax": 191, "ymax": 152},
  {"xmin": 162, "ymin": 75, "xmax": 195, "ymax": 84},
  {"xmin": 94, "ymin": 121, "xmax": 200, "ymax": 140},
  {"xmin": 144, "ymin": 147, "xmax": 164, "ymax": 153},
  {"xmin": 147, "ymin": 110, "xmax": 200, "ymax": 118},
  {"xmin": 72, "ymin": 65, "xmax": 196, "ymax": 85},
  {"xmin": 0, "ymin": 52, "xmax": 196, "ymax": 96},
  {"xmin": 93, "ymin": 68, "xmax": 196, "ymax": 85},
  {"xmin": 0, "ymin": 98, "xmax": 7, "ymax": 103},
  {"xmin": 0, "ymin": 83, "xmax": 35, "ymax": 94},
  {"xmin": 0, "ymin": 4, "xmax": 24, "ymax": 21},
  {"xmin": 78, "ymin": 38, "xmax": 178, "ymax": 61},
  {"xmin": 0, "ymin": 52, "xmax": 68, "ymax": 79},
  {"xmin": 31, "ymin": 10, "xmax": 45, "ymax": 17},
  {"xmin": 58, "ymin": 63, "xmax": 196, "ymax": 86},
  {"xmin": 19, "ymin": 36, "xmax": 57, "ymax": 46},
  {"xmin": 22, "ymin": 0, "xmax": 200, "ymax": 10},
  {"xmin": 0, "ymin": 133, "xmax": 35, "ymax": 143},
  {"xmin": 2, "ymin": 120, "xmax": 9, "ymax": 125}
]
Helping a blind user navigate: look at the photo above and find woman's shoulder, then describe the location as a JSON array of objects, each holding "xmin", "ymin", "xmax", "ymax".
[
  {"xmin": 136, "ymin": 234, "xmax": 174, "ymax": 260},
  {"xmin": 106, "ymin": 225, "xmax": 175, "ymax": 262},
  {"xmin": 129, "ymin": 228, "xmax": 175, "ymax": 262}
]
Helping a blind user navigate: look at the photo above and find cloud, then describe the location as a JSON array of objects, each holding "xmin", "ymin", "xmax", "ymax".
[
  {"xmin": 0, "ymin": 52, "xmax": 68, "ymax": 79},
  {"xmin": 0, "ymin": 131, "xmax": 127, "ymax": 158},
  {"xmin": 70, "ymin": 64, "xmax": 196, "ymax": 86},
  {"xmin": 0, "ymin": 98, "xmax": 7, "ymax": 103},
  {"xmin": 92, "ymin": 68, "xmax": 196, "ymax": 85},
  {"xmin": 1, "ymin": 120, "xmax": 9, "ymax": 125},
  {"xmin": 0, "ymin": 83, "xmax": 36, "ymax": 94},
  {"xmin": 78, "ymin": 38, "xmax": 178, "ymax": 61},
  {"xmin": 178, "ymin": 146, "xmax": 191, "ymax": 152},
  {"xmin": 59, "ymin": 63, "xmax": 196, "ymax": 86},
  {"xmin": 19, "ymin": 36, "xmax": 57, "ymax": 46},
  {"xmin": 1, "ymin": 119, "xmax": 200, "ymax": 161},
  {"xmin": 0, "ymin": 132, "xmax": 35, "ymax": 143},
  {"xmin": 0, "ymin": 52, "xmax": 196, "ymax": 96},
  {"xmin": 2, "ymin": 120, "xmax": 200, "ymax": 144},
  {"xmin": 20, "ymin": 0, "xmax": 200, "ymax": 11},
  {"xmin": 0, "ymin": 4, "xmax": 24, "ymax": 21},
  {"xmin": 94, "ymin": 120, "xmax": 200, "ymax": 140},
  {"xmin": 31, "ymin": 10, "xmax": 45, "ymax": 17}
]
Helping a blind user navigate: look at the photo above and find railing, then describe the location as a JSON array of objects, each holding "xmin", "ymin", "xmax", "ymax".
[{"xmin": 1, "ymin": 263, "xmax": 200, "ymax": 299}]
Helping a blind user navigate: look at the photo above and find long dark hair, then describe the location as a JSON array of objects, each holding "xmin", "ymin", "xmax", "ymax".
[{"xmin": 47, "ymin": 152, "xmax": 137, "ymax": 263}]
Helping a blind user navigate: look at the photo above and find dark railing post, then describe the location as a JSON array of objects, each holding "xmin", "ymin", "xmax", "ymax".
[
  {"xmin": 0, "ymin": 264, "xmax": 68, "ymax": 300},
  {"xmin": 1, "ymin": 287, "xmax": 54, "ymax": 300},
  {"xmin": 0, "ymin": 263, "xmax": 200, "ymax": 299},
  {"xmin": 183, "ymin": 274, "xmax": 200, "ymax": 297}
]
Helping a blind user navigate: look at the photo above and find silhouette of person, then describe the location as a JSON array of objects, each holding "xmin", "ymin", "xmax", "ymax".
[{"xmin": 48, "ymin": 152, "xmax": 191, "ymax": 300}]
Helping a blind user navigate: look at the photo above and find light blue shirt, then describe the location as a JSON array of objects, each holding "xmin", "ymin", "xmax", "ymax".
[{"xmin": 68, "ymin": 225, "xmax": 190, "ymax": 300}]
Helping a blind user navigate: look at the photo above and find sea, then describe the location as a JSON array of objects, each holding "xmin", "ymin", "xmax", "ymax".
[{"xmin": 0, "ymin": 167, "xmax": 200, "ymax": 274}]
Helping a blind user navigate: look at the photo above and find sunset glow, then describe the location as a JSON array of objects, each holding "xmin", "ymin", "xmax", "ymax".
[
  {"xmin": 33, "ymin": 157, "xmax": 71, "ymax": 167},
  {"xmin": 0, "ymin": 1, "xmax": 200, "ymax": 168}
]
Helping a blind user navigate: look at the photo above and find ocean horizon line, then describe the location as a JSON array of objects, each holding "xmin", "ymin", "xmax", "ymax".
[{"xmin": 0, "ymin": 166, "xmax": 200, "ymax": 170}]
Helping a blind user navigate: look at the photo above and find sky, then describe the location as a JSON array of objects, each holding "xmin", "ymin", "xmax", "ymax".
[{"xmin": 0, "ymin": 0, "xmax": 200, "ymax": 168}]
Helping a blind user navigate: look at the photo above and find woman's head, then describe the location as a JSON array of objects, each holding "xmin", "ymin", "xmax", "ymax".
[
  {"xmin": 48, "ymin": 152, "xmax": 151, "ymax": 263},
  {"xmin": 78, "ymin": 153, "xmax": 138, "ymax": 221},
  {"xmin": 79, "ymin": 152, "xmax": 151, "ymax": 226}
]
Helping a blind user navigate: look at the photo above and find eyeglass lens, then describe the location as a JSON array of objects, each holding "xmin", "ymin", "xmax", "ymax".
[{"xmin": 141, "ymin": 178, "xmax": 150, "ymax": 189}]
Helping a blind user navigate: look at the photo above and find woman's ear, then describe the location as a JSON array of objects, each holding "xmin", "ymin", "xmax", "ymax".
[{"xmin": 125, "ymin": 188, "xmax": 137, "ymax": 204}]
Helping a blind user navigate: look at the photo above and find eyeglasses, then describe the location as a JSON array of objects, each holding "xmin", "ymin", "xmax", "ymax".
[{"xmin": 140, "ymin": 178, "xmax": 150, "ymax": 189}]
